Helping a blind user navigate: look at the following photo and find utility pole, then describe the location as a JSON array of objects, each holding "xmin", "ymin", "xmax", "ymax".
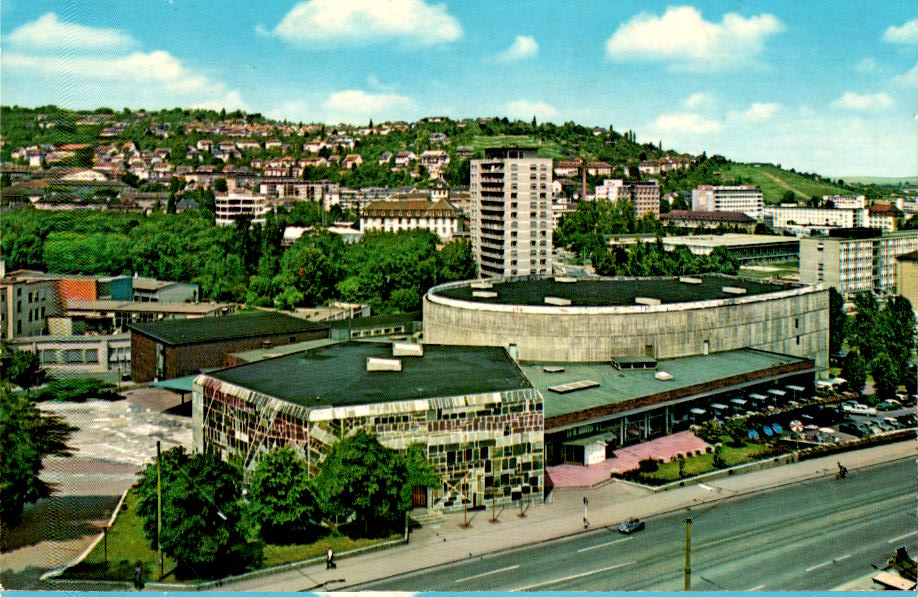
[
  {"xmin": 157, "ymin": 440, "xmax": 163, "ymax": 580},
  {"xmin": 684, "ymin": 517, "xmax": 692, "ymax": 591}
]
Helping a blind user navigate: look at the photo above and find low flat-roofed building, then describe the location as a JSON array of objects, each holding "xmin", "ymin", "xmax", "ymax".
[
  {"xmin": 66, "ymin": 299, "xmax": 231, "ymax": 333},
  {"xmin": 661, "ymin": 234, "xmax": 799, "ymax": 264},
  {"xmin": 130, "ymin": 310, "xmax": 328, "ymax": 382},
  {"xmin": 193, "ymin": 341, "xmax": 544, "ymax": 512},
  {"xmin": 520, "ymin": 348, "xmax": 814, "ymax": 465},
  {"xmin": 660, "ymin": 210, "xmax": 757, "ymax": 231},
  {"xmin": 131, "ymin": 277, "xmax": 199, "ymax": 303},
  {"xmin": 7, "ymin": 332, "xmax": 131, "ymax": 381}
]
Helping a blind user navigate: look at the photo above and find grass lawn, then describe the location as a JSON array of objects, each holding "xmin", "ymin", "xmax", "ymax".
[
  {"xmin": 634, "ymin": 439, "xmax": 773, "ymax": 483},
  {"xmin": 716, "ymin": 163, "xmax": 847, "ymax": 204},
  {"xmin": 63, "ymin": 489, "xmax": 400, "ymax": 583}
]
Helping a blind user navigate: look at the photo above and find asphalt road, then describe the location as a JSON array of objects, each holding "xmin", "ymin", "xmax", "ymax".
[{"xmin": 352, "ymin": 459, "xmax": 917, "ymax": 591}]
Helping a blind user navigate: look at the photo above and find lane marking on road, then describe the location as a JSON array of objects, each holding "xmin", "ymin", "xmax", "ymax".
[
  {"xmin": 455, "ymin": 565, "xmax": 520, "ymax": 583},
  {"xmin": 746, "ymin": 584, "xmax": 766, "ymax": 591},
  {"xmin": 889, "ymin": 530, "xmax": 918, "ymax": 543},
  {"xmin": 698, "ymin": 483, "xmax": 715, "ymax": 491},
  {"xmin": 512, "ymin": 561, "xmax": 636, "ymax": 591},
  {"xmin": 805, "ymin": 554, "xmax": 850, "ymax": 572},
  {"xmin": 577, "ymin": 536, "xmax": 633, "ymax": 553}
]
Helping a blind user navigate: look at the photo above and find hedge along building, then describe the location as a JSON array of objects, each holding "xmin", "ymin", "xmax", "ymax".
[
  {"xmin": 423, "ymin": 274, "xmax": 829, "ymax": 372},
  {"xmin": 192, "ymin": 341, "xmax": 544, "ymax": 512}
]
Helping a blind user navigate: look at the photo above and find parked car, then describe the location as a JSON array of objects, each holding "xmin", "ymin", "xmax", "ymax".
[
  {"xmin": 876, "ymin": 401, "xmax": 899, "ymax": 412},
  {"xmin": 842, "ymin": 403, "xmax": 877, "ymax": 416},
  {"xmin": 838, "ymin": 422, "xmax": 868, "ymax": 438},
  {"xmin": 619, "ymin": 518, "xmax": 646, "ymax": 534},
  {"xmin": 884, "ymin": 417, "xmax": 904, "ymax": 429}
]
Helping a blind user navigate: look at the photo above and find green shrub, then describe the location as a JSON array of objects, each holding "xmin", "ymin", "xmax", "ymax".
[
  {"xmin": 34, "ymin": 378, "xmax": 120, "ymax": 402},
  {"xmin": 638, "ymin": 458, "xmax": 658, "ymax": 472}
]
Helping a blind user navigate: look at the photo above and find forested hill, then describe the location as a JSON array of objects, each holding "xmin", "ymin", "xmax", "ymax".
[{"xmin": 0, "ymin": 104, "xmax": 872, "ymax": 203}]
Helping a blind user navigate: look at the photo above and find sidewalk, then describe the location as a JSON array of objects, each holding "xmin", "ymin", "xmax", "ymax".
[{"xmin": 219, "ymin": 440, "xmax": 916, "ymax": 592}]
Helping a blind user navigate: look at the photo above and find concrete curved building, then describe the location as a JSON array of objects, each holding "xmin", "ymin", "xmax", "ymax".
[{"xmin": 424, "ymin": 275, "xmax": 828, "ymax": 370}]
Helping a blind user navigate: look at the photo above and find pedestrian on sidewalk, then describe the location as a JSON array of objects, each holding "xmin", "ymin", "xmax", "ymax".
[
  {"xmin": 133, "ymin": 562, "xmax": 144, "ymax": 591},
  {"xmin": 326, "ymin": 547, "xmax": 335, "ymax": 569},
  {"xmin": 583, "ymin": 496, "xmax": 589, "ymax": 529}
]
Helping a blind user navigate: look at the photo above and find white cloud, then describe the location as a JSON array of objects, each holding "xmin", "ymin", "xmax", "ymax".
[
  {"xmin": 654, "ymin": 112, "xmax": 721, "ymax": 134},
  {"xmin": 855, "ymin": 57, "xmax": 878, "ymax": 73},
  {"xmin": 505, "ymin": 100, "xmax": 557, "ymax": 121},
  {"xmin": 266, "ymin": 100, "xmax": 312, "ymax": 123},
  {"xmin": 737, "ymin": 102, "xmax": 781, "ymax": 122},
  {"xmin": 832, "ymin": 91, "xmax": 894, "ymax": 112},
  {"xmin": 4, "ymin": 50, "xmax": 248, "ymax": 112},
  {"xmin": 495, "ymin": 35, "xmax": 538, "ymax": 63},
  {"xmin": 322, "ymin": 89, "xmax": 415, "ymax": 123},
  {"xmin": 683, "ymin": 92, "xmax": 713, "ymax": 109},
  {"xmin": 893, "ymin": 62, "xmax": 918, "ymax": 88},
  {"xmin": 605, "ymin": 6, "xmax": 785, "ymax": 71},
  {"xmin": 6, "ymin": 12, "xmax": 134, "ymax": 51},
  {"xmin": 268, "ymin": 0, "xmax": 462, "ymax": 47},
  {"xmin": 882, "ymin": 18, "xmax": 918, "ymax": 44}
]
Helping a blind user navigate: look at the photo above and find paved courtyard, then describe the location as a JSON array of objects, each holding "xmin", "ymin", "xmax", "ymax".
[
  {"xmin": 0, "ymin": 388, "xmax": 192, "ymax": 590},
  {"xmin": 546, "ymin": 431, "xmax": 711, "ymax": 488}
]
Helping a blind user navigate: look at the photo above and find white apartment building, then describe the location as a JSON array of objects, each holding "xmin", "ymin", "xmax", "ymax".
[
  {"xmin": 215, "ymin": 190, "xmax": 270, "ymax": 226},
  {"xmin": 471, "ymin": 148, "xmax": 553, "ymax": 278},
  {"xmin": 823, "ymin": 195, "xmax": 866, "ymax": 209},
  {"xmin": 594, "ymin": 179, "xmax": 661, "ymax": 218},
  {"xmin": 0, "ymin": 271, "xmax": 58, "ymax": 340},
  {"xmin": 800, "ymin": 230, "xmax": 918, "ymax": 296},
  {"xmin": 359, "ymin": 198, "xmax": 460, "ymax": 242},
  {"xmin": 692, "ymin": 185, "xmax": 764, "ymax": 221},
  {"xmin": 867, "ymin": 204, "xmax": 899, "ymax": 233},
  {"xmin": 766, "ymin": 205, "xmax": 865, "ymax": 230}
]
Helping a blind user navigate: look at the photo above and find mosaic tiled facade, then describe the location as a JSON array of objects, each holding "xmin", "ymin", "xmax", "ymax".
[{"xmin": 192, "ymin": 376, "xmax": 544, "ymax": 512}]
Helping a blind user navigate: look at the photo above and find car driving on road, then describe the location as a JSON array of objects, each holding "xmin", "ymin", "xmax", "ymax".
[{"xmin": 619, "ymin": 518, "xmax": 646, "ymax": 534}]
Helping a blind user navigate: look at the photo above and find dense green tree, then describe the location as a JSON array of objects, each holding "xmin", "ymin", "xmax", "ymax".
[
  {"xmin": 272, "ymin": 232, "xmax": 344, "ymax": 309},
  {"xmin": 3, "ymin": 350, "xmax": 48, "ymax": 394},
  {"xmin": 136, "ymin": 448, "xmax": 255, "ymax": 577},
  {"xmin": 1, "ymin": 389, "xmax": 76, "ymax": 525},
  {"xmin": 247, "ymin": 447, "xmax": 321, "ymax": 544},
  {"xmin": 435, "ymin": 239, "xmax": 475, "ymax": 282},
  {"xmin": 870, "ymin": 351, "xmax": 899, "ymax": 400},
  {"xmin": 316, "ymin": 431, "xmax": 410, "ymax": 536},
  {"xmin": 841, "ymin": 350, "xmax": 868, "ymax": 394},
  {"xmin": 828, "ymin": 287, "xmax": 846, "ymax": 355},
  {"xmin": 43, "ymin": 232, "xmax": 131, "ymax": 274},
  {"xmin": 848, "ymin": 292, "xmax": 880, "ymax": 363},
  {"xmin": 880, "ymin": 295, "xmax": 916, "ymax": 385}
]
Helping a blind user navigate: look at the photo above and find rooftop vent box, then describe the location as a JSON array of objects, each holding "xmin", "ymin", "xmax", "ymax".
[
  {"xmin": 635, "ymin": 296, "xmax": 661, "ymax": 306},
  {"xmin": 679, "ymin": 277, "xmax": 703, "ymax": 285},
  {"xmin": 722, "ymin": 286, "xmax": 747, "ymax": 295},
  {"xmin": 367, "ymin": 357, "xmax": 401, "ymax": 372},
  {"xmin": 554, "ymin": 276, "xmax": 578, "ymax": 283},
  {"xmin": 543, "ymin": 366, "xmax": 565, "ymax": 373},
  {"xmin": 655, "ymin": 370, "xmax": 673, "ymax": 381},
  {"xmin": 392, "ymin": 342, "xmax": 423, "ymax": 357},
  {"xmin": 471, "ymin": 281, "xmax": 493, "ymax": 289},
  {"xmin": 473, "ymin": 290, "xmax": 498, "ymax": 298},
  {"xmin": 544, "ymin": 296, "xmax": 571, "ymax": 306}
]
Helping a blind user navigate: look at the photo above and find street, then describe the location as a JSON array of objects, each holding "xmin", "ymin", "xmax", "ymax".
[{"xmin": 353, "ymin": 459, "xmax": 916, "ymax": 591}]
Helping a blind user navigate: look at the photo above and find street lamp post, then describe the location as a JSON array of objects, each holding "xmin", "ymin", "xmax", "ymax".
[
  {"xmin": 157, "ymin": 440, "xmax": 163, "ymax": 580},
  {"xmin": 684, "ymin": 517, "xmax": 692, "ymax": 591}
]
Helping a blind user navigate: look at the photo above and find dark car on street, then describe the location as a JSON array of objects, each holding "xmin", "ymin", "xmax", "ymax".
[{"xmin": 619, "ymin": 518, "xmax": 646, "ymax": 534}]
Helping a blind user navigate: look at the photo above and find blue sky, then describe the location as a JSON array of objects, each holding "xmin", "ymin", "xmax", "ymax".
[{"xmin": 2, "ymin": 1, "xmax": 916, "ymax": 177}]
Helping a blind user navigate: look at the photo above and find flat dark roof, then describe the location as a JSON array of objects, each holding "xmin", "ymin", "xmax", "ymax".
[
  {"xmin": 432, "ymin": 275, "xmax": 791, "ymax": 307},
  {"xmin": 131, "ymin": 311, "xmax": 325, "ymax": 346},
  {"xmin": 208, "ymin": 342, "xmax": 531, "ymax": 407}
]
